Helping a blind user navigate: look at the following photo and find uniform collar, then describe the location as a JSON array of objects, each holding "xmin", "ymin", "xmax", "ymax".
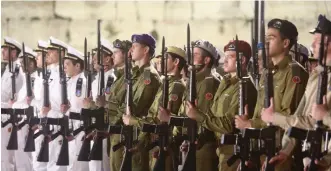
[
  {"xmin": 114, "ymin": 68, "xmax": 124, "ymax": 78},
  {"xmin": 168, "ymin": 74, "xmax": 181, "ymax": 82},
  {"xmin": 133, "ymin": 63, "xmax": 150, "ymax": 75},
  {"xmin": 69, "ymin": 72, "xmax": 83, "ymax": 83},
  {"xmin": 196, "ymin": 68, "xmax": 211, "ymax": 82},
  {"xmin": 272, "ymin": 56, "xmax": 290, "ymax": 71},
  {"xmin": 31, "ymin": 70, "xmax": 38, "ymax": 77},
  {"xmin": 223, "ymin": 74, "xmax": 239, "ymax": 85}
]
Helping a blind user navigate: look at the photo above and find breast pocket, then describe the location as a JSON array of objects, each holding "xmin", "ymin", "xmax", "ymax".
[
  {"xmin": 274, "ymin": 83, "xmax": 286, "ymax": 100},
  {"xmin": 218, "ymin": 94, "xmax": 231, "ymax": 117}
]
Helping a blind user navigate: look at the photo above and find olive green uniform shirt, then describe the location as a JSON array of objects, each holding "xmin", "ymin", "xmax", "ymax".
[{"xmin": 250, "ymin": 56, "xmax": 308, "ymax": 128}]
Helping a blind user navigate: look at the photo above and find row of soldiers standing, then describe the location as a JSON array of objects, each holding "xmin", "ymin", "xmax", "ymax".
[{"xmin": 1, "ymin": 10, "xmax": 331, "ymax": 171}]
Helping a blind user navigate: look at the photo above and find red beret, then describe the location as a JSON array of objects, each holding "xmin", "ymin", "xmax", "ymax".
[{"xmin": 224, "ymin": 40, "xmax": 252, "ymax": 59}]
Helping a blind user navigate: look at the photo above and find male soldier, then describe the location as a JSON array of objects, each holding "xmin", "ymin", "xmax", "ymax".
[
  {"xmin": 145, "ymin": 46, "xmax": 187, "ymax": 171},
  {"xmin": 30, "ymin": 40, "xmax": 49, "ymax": 171},
  {"xmin": 235, "ymin": 19, "xmax": 308, "ymax": 171},
  {"xmin": 63, "ymin": 46, "xmax": 89, "ymax": 171},
  {"xmin": 184, "ymin": 40, "xmax": 257, "ymax": 171},
  {"xmin": 121, "ymin": 33, "xmax": 160, "ymax": 171},
  {"xmin": 83, "ymin": 38, "xmax": 113, "ymax": 171},
  {"xmin": 40, "ymin": 36, "xmax": 68, "ymax": 171},
  {"xmin": 261, "ymin": 15, "xmax": 331, "ymax": 171},
  {"xmin": 9, "ymin": 45, "xmax": 38, "ymax": 171},
  {"xmin": 169, "ymin": 39, "xmax": 220, "ymax": 171},
  {"xmin": 107, "ymin": 39, "xmax": 132, "ymax": 171},
  {"xmin": 1, "ymin": 37, "xmax": 24, "ymax": 171}
]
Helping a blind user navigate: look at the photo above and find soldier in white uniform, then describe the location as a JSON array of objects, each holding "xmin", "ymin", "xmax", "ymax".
[
  {"xmin": 40, "ymin": 37, "xmax": 69, "ymax": 171},
  {"xmin": 10, "ymin": 45, "xmax": 38, "ymax": 171},
  {"xmin": 1, "ymin": 37, "xmax": 24, "ymax": 171},
  {"xmin": 63, "ymin": 46, "xmax": 89, "ymax": 171}
]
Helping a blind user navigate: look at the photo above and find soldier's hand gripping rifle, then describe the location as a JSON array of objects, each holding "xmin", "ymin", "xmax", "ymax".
[
  {"xmin": 287, "ymin": 15, "xmax": 330, "ymax": 171},
  {"xmin": 169, "ymin": 23, "xmax": 197, "ymax": 171},
  {"xmin": 141, "ymin": 36, "xmax": 169, "ymax": 171},
  {"xmin": 220, "ymin": 35, "xmax": 251, "ymax": 171}
]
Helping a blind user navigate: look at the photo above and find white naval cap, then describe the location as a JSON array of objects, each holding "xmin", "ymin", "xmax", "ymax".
[
  {"xmin": 93, "ymin": 38, "xmax": 113, "ymax": 55},
  {"xmin": 64, "ymin": 46, "xmax": 84, "ymax": 61},
  {"xmin": 2, "ymin": 37, "xmax": 22, "ymax": 52},
  {"xmin": 23, "ymin": 45, "xmax": 37, "ymax": 58},
  {"xmin": 34, "ymin": 40, "xmax": 49, "ymax": 52},
  {"xmin": 49, "ymin": 36, "xmax": 68, "ymax": 50}
]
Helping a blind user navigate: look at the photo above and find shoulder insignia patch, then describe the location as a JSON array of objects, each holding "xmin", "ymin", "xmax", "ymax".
[
  {"xmin": 8, "ymin": 127, "xmax": 11, "ymax": 133},
  {"xmin": 292, "ymin": 76, "xmax": 301, "ymax": 84},
  {"xmin": 76, "ymin": 78, "xmax": 83, "ymax": 97},
  {"xmin": 205, "ymin": 92, "xmax": 213, "ymax": 100},
  {"xmin": 170, "ymin": 94, "xmax": 178, "ymax": 102}
]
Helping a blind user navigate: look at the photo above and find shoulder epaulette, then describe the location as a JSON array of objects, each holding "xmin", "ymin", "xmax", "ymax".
[
  {"xmin": 105, "ymin": 75, "xmax": 114, "ymax": 94},
  {"xmin": 143, "ymin": 68, "xmax": 151, "ymax": 85}
]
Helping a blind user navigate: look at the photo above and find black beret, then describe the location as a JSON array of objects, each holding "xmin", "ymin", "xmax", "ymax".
[{"xmin": 268, "ymin": 18, "xmax": 298, "ymax": 41}]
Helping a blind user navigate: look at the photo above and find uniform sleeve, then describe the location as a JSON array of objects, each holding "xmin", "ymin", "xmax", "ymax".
[
  {"xmin": 200, "ymin": 88, "xmax": 239, "ymax": 134},
  {"xmin": 177, "ymin": 91, "xmax": 187, "ymax": 117},
  {"xmin": 279, "ymin": 133, "xmax": 296, "ymax": 156}
]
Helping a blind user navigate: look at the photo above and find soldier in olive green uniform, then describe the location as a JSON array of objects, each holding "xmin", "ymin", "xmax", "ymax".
[
  {"xmin": 175, "ymin": 39, "xmax": 220, "ymax": 171},
  {"xmin": 106, "ymin": 39, "xmax": 132, "ymax": 171},
  {"xmin": 235, "ymin": 19, "xmax": 309, "ymax": 171},
  {"xmin": 146, "ymin": 47, "xmax": 187, "ymax": 171},
  {"xmin": 261, "ymin": 15, "xmax": 331, "ymax": 171},
  {"xmin": 121, "ymin": 34, "xmax": 161, "ymax": 171},
  {"xmin": 185, "ymin": 40, "xmax": 257, "ymax": 171}
]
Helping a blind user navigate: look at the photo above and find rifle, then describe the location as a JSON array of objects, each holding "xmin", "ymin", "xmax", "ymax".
[
  {"xmin": 169, "ymin": 23, "xmax": 197, "ymax": 171},
  {"xmin": 6, "ymin": 42, "xmax": 20, "ymax": 150},
  {"xmin": 36, "ymin": 46, "xmax": 52, "ymax": 162},
  {"xmin": 141, "ymin": 36, "xmax": 169, "ymax": 171},
  {"xmin": 288, "ymin": 15, "xmax": 330, "ymax": 171},
  {"xmin": 89, "ymin": 19, "xmax": 107, "ymax": 161},
  {"xmin": 259, "ymin": 18, "xmax": 277, "ymax": 171},
  {"xmin": 220, "ymin": 35, "xmax": 251, "ymax": 171},
  {"xmin": 117, "ymin": 41, "xmax": 137, "ymax": 171},
  {"xmin": 23, "ymin": 43, "xmax": 33, "ymax": 97},
  {"xmin": 252, "ymin": 0, "xmax": 260, "ymax": 88}
]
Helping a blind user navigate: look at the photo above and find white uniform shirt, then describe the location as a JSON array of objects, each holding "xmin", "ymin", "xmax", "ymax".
[{"xmin": 1, "ymin": 60, "xmax": 24, "ymax": 107}]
